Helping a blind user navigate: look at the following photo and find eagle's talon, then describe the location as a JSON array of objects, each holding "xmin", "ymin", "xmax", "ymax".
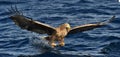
[
  {"xmin": 51, "ymin": 43, "xmax": 57, "ymax": 48},
  {"xmin": 59, "ymin": 42, "xmax": 65, "ymax": 46}
]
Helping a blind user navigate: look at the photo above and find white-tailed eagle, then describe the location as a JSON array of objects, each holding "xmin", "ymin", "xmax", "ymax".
[{"xmin": 8, "ymin": 6, "xmax": 115, "ymax": 48}]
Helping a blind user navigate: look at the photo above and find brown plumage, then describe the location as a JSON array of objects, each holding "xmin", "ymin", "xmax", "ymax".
[{"xmin": 8, "ymin": 6, "xmax": 115, "ymax": 48}]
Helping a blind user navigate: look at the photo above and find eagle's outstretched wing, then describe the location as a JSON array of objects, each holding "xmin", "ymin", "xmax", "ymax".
[
  {"xmin": 68, "ymin": 16, "xmax": 115, "ymax": 34},
  {"xmin": 8, "ymin": 6, "xmax": 56, "ymax": 35}
]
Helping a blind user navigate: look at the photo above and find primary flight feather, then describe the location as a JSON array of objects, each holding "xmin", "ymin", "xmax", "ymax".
[{"xmin": 9, "ymin": 6, "xmax": 115, "ymax": 48}]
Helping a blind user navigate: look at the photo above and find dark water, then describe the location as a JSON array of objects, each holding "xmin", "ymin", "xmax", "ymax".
[{"xmin": 0, "ymin": 0, "xmax": 120, "ymax": 57}]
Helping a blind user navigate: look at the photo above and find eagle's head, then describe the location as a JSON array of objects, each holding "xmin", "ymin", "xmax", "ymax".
[{"xmin": 62, "ymin": 23, "xmax": 71, "ymax": 32}]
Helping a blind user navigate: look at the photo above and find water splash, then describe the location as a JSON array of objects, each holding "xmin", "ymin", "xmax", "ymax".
[{"xmin": 29, "ymin": 35, "xmax": 61, "ymax": 54}]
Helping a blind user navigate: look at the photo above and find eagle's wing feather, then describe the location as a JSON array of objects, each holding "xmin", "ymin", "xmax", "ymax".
[
  {"xmin": 9, "ymin": 6, "xmax": 56, "ymax": 35},
  {"xmin": 68, "ymin": 15, "xmax": 115, "ymax": 34}
]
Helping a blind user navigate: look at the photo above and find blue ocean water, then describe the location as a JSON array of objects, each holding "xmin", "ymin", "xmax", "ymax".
[{"xmin": 0, "ymin": 0, "xmax": 120, "ymax": 57}]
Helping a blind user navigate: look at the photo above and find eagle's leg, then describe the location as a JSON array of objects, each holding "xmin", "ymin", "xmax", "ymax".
[
  {"xmin": 59, "ymin": 38, "xmax": 65, "ymax": 46},
  {"xmin": 48, "ymin": 36, "xmax": 57, "ymax": 48}
]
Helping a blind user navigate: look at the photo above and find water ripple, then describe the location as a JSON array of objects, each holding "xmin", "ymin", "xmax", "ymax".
[{"xmin": 0, "ymin": 0, "xmax": 119, "ymax": 57}]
